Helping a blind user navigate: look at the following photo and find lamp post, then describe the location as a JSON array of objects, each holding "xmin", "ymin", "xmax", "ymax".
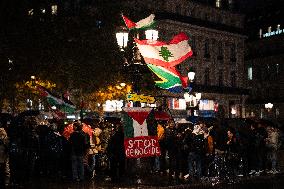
[
  {"xmin": 265, "ymin": 102, "xmax": 274, "ymax": 118},
  {"xmin": 116, "ymin": 28, "xmax": 158, "ymax": 107},
  {"xmin": 184, "ymin": 70, "xmax": 202, "ymax": 116},
  {"xmin": 28, "ymin": 75, "xmax": 36, "ymax": 110},
  {"xmin": 145, "ymin": 29, "xmax": 159, "ymax": 40}
]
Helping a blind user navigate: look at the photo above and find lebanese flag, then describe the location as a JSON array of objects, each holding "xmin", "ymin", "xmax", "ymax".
[
  {"xmin": 135, "ymin": 32, "xmax": 193, "ymax": 68},
  {"xmin": 122, "ymin": 14, "xmax": 155, "ymax": 30}
]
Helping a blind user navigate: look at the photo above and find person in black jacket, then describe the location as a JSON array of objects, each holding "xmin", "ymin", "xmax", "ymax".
[
  {"xmin": 69, "ymin": 121, "xmax": 90, "ymax": 182},
  {"xmin": 226, "ymin": 128, "xmax": 240, "ymax": 177},
  {"xmin": 164, "ymin": 120, "xmax": 178, "ymax": 182},
  {"xmin": 106, "ymin": 123, "xmax": 125, "ymax": 183},
  {"xmin": 184, "ymin": 124, "xmax": 205, "ymax": 180}
]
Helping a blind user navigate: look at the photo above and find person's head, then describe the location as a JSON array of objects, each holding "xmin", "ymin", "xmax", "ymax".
[
  {"xmin": 227, "ymin": 128, "xmax": 235, "ymax": 138},
  {"xmin": 73, "ymin": 120, "xmax": 82, "ymax": 131},
  {"xmin": 168, "ymin": 120, "xmax": 175, "ymax": 129}
]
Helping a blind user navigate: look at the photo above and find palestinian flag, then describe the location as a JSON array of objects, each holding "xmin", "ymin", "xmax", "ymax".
[
  {"xmin": 122, "ymin": 107, "xmax": 160, "ymax": 158},
  {"xmin": 122, "ymin": 14, "xmax": 155, "ymax": 30},
  {"xmin": 147, "ymin": 64, "xmax": 188, "ymax": 93},
  {"xmin": 122, "ymin": 107, "xmax": 153, "ymax": 138},
  {"xmin": 36, "ymin": 85, "xmax": 76, "ymax": 113},
  {"xmin": 135, "ymin": 32, "xmax": 193, "ymax": 68}
]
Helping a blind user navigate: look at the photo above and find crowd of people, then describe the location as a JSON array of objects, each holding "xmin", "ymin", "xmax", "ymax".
[
  {"xmin": 157, "ymin": 119, "xmax": 282, "ymax": 183},
  {"xmin": 0, "ymin": 114, "xmax": 282, "ymax": 187}
]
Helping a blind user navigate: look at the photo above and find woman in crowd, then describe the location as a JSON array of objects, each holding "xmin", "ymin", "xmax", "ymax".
[{"xmin": 226, "ymin": 127, "xmax": 240, "ymax": 177}]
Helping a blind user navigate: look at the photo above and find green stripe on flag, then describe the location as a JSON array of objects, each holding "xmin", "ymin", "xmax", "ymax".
[
  {"xmin": 147, "ymin": 64, "xmax": 181, "ymax": 89},
  {"xmin": 123, "ymin": 113, "xmax": 134, "ymax": 138}
]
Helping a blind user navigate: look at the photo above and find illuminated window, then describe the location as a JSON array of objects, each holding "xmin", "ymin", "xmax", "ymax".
[
  {"xmin": 248, "ymin": 67, "xmax": 253, "ymax": 80},
  {"xmin": 216, "ymin": 0, "xmax": 221, "ymax": 8},
  {"xmin": 51, "ymin": 5, "xmax": 58, "ymax": 15}
]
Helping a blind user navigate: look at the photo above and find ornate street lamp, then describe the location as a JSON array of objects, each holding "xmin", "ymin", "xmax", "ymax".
[
  {"xmin": 188, "ymin": 69, "xmax": 196, "ymax": 82},
  {"xmin": 184, "ymin": 92, "xmax": 191, "ymax": 102},
  {"xmin": 116, "ymin": 31, "xmax": 129, "ymax": 50},
  {"xmin": 265, "ymin": 103, "xmax": 273, "ymax": 112},
  {"xmin": 116, "ymin": 27, "xmax": 159, "ymax": 106},
  {"xmin": 145, "ymin": 29, "xmax": 159, "ymax": 40}
]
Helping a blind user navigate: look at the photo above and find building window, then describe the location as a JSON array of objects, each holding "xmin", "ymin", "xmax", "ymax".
[
  {"xmin": 217, "ymin": 42, "xmax": 223, "ymax": 60},
  {"xmin": 230, "ymin": 43, "xmax": 236, "ymax": 62},
  {"xmin": 231, "ymin": 71, "xmax": 236, "ymax": 87},
  {"xmin": 259, "ymin": 29, "xmax": 262, "ymax": 38},
  {"xmin": 248, "ymin": 67, "xmax": 253, "ymax": 80},
  {"xmin": 51, "ymin": 5, "xmax": 58, "ymax": 15},
  {"xmin": 218, "ymin": 70, "xmax": 223, "ymax": 86},
  {"xmin": 190, "ymin": 36, "xmax": 197, "ymax": 56},
  {"xmin": 204, "ymin": 68, "xmax": 210, "ymax": 85},
  {"xmin": 175, "ymin": 4, "xmax": 182, "ymax": 14},
  {"xmin": 204, "ymin": 39, "xmax": 210, "ymax": 58},
  {"xmin": 216, "ymin": 0, "xmax": 221, "ymax": 8}
]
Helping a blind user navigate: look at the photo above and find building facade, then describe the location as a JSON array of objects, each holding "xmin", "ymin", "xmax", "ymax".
[
  {"xmin": 244, "ymin": 0, "xmax": 284, "ymax": 122},
  {"xmin": 118, "ymin": 0, "xmax": 247, "ymax": 119}
]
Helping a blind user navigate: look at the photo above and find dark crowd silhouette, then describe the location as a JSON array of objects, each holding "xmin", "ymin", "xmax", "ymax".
[{"xmin": 0, "ymin": 113, "xmax": 283, "ymax": 187}]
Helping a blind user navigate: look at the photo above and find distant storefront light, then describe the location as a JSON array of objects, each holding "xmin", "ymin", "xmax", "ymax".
[
  {"xmin": 104, "ymin": 100, "xmax": 124, "ymax": 112},
  {"xmin": 170, "ymin": 98, "xmax": 186, "ymax": 110},
  {"xmin": 262, "ymin": 27, "xmax": 283, "ymax": 38},
  {"xmin": 67, "ymin": 115, "xmax": 76, "ymax": 119}
]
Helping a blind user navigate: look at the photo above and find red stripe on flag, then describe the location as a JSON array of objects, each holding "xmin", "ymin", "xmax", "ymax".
[
  {"xmin": 122, "ymin": 15, "xmax": 136, "ymax": 29},
  {"xmin": 169, "ymin": 32, "xmax": 189, "ymax": 44}
]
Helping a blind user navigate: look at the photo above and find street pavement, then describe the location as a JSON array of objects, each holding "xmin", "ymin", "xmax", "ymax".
[{"xmin": 2, "ymin": 172, "xmax": 284, "ymax": 189}]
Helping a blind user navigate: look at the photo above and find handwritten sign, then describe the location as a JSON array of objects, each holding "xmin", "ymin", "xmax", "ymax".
[
  {"xmin": 124, "ymin": 136, "xmax": 161, "ymax": 158},
  {"xmin": 126, "ymin": 93, "xmax": 155, "ymax": 104}
]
